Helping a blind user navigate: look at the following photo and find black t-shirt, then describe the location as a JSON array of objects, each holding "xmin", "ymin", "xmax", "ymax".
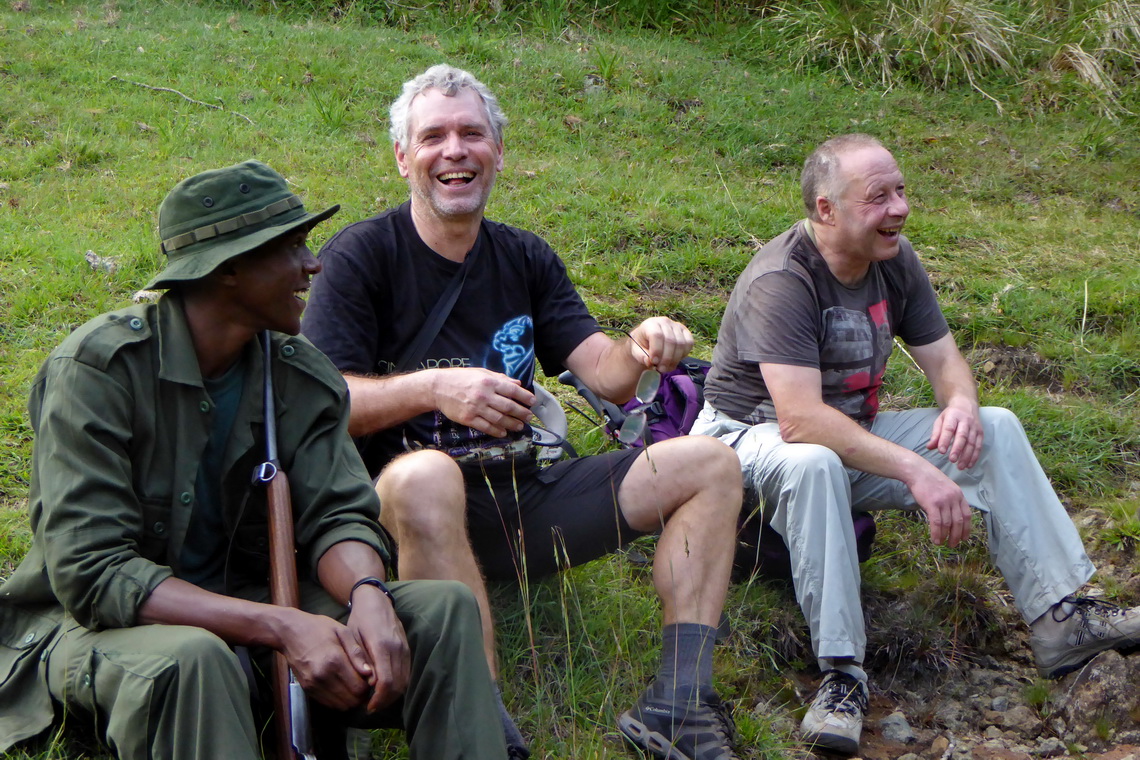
[
  {"xmin": 302, "ymin": 202, "xmax": 600, "ymax": 475},
  {"xmin": 705, "ymin": 220, "xmax": 949, "ymax": 427}
]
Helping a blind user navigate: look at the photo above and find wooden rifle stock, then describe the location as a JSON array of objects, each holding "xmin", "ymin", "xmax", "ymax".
[
  {"xmin": 266, "ymin": 468, "xmax": 301, "ymax": 759},
  {"xmin": 258, "ymin": 332, "xmax": 315, "ymax": 760}
]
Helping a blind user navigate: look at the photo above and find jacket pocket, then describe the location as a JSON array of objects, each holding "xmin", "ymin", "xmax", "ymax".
[
  {"xmin": 0, "ymin": 606, "xmax": 60, "ymax": 685},
  {"xmin": 137, "ymin": 497, "xmax": 172, "ymax": 561}
]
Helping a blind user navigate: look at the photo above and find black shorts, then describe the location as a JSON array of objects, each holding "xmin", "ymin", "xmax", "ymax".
[{"xmin": 460, "ymin": 447, "xmax": 646, "ymax": 582}]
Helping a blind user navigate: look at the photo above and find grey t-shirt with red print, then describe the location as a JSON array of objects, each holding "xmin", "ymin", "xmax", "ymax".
[{"xmin": 705, "ymin": 220, "xmax": 948, "ymax": 428}]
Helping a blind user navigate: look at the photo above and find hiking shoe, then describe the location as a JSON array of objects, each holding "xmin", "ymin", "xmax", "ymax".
[
  {"xmin": 1031, "ymin": 595, "xmax": 1140, "ymax": 678},
  {"xmin": 799, "ymin": 670, "xmax": 868, "ymax": 756},
  {"xmin": 618, "ymin": 679, "xmax": 738, "ymax": 760}
]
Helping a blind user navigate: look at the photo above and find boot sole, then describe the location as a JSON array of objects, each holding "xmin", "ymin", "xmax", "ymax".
[
  {"xmin": 1038, "ymin": 639, "xmax": 1140, "ymax": 679},
  {"xmin": 801, "ymin": 729, "xmax": 860, "ymax": 756},
  {"xmin": 618, "ymin": 711, "xmax": 692, "ymax": 760}
]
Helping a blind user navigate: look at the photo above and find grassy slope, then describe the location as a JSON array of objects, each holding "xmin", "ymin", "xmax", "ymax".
[{"xmin": 1, "ymin": 1, "xmax": 1138, "ymax": 757}]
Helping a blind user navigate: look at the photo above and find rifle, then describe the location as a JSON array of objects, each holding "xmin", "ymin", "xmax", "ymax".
[{"xmin": 254, "ymin": 331, "xmax": 317, "ymax": 760}]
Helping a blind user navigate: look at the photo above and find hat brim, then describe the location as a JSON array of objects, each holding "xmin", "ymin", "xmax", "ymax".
[{"xmin": 145, "ymin": 203, "xmax": 340, "ymax": 289}]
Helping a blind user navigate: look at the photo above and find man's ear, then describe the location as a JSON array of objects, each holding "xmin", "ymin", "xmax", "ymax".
[
  {"xmin": 212, "ymin": 260, "xmax": 240, "ymax": 288},
  {"xmin": 394, "ymin": 142, "xmax": 410, "ymax": 178},
  {"xmin": 494, "ymin": 140, "xmax": 504, "ymax": 172},
  {"xmin": 816, "ymin": 195, "xmax": 836, "ymax": 225}
]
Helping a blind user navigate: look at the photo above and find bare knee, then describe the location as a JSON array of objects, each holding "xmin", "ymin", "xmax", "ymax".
[
  {"xmin": 692, "ymin": 433, "xmax": 744, "ymax": 481},
  {"xmin": 376, "ymin": 450, "xmax": 467, "ymax": 542},
  {"xmin": 621, "ymin": 435, "xmax": 742, "ymax": 529}
]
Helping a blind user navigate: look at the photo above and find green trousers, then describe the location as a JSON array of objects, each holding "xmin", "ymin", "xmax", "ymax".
[{"xmin": 45, "ymin": 580, "xmax": 506, "ymax": 760}]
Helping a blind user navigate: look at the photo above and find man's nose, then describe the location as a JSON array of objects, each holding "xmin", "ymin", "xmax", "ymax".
[
  {"xmin": 441, "ymin": 132, "xmax": 467, "ymax": 159},
  {"xmin": 303, "ymin": 245, "xmax": 322, "ymax": 274},
  {"xmin": 890, "ymin": 193, "xmax": 909, "ymax": 218}
]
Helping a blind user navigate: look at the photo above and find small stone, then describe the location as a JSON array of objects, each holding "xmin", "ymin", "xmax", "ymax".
[
  {"xmin": 1033, "ymin": 737, "xmax": 1065, "ymax": 757},
  {"xmin": 929, "ymin": 735, "xmax": 950, "ymax": 756},
  {"xmin": 85, "ymin": 250, "xmax": 119, "ymax": 273},
  {"xmin": 984, "ymin": 726, "xmax": 1004, "ymax": 739},
  {"xmin": 936, "ymin": 701, "xmax": 968, "ymax": 729},
  {"xmin": 881, "ymin": 711, "xmax": 917, "ymax": 744},
  {"xmin": 951, "ymin": 745, "xmax": 973, "ymax": 760},
  {"xmin": 131, "ymin": 289, "xmax": 161, "ymax": 303},
  {"xmin": 991, "ymin": 696, "xmax": 1010, "ymax": 712},
  {"xmin": 899, "ymin": 754, "xmax": 922, "ymax": 760},
  {"xmin": 1002, "ymin": 705, "xmax": 1040, "ymax": 735}
]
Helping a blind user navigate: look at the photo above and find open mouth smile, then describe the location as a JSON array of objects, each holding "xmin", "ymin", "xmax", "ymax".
[
  {"xmin": 877, "ymin": 225, "xmax": 902, "ymax": 238},
  {"xmin": 438, "ymin": 171, "xmax": 475, "ymax": 186}
]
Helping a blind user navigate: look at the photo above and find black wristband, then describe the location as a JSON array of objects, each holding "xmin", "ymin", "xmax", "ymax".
[{"xmin": 348, "ymin": 576, "xmax": 395, "ymax": 610}]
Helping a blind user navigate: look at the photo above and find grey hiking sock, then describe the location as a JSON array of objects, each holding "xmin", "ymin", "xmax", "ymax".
[
  {"xmin": 657, "ymin": 622, "xmax": 718, "ymax": 692},
  {"xmin": 494, "ymin": 683, "xmax": 529, "ymax": 758}
]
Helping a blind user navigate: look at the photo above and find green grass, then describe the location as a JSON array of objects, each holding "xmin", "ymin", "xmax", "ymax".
[{"xmin": 2, "ymin": 1, "xmax": 1140, "ymax": 758}]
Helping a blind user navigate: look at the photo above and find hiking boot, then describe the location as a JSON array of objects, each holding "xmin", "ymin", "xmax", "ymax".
[
  {"xmin": 618, "ymin": 679, "xmax": 738, "ymax": 760},
  {"xmin": 799, "ymin": 670, "xmax": 868, "ymax": 756},
  {"xmin": 1031, "ymin": 595, "xmax": 1140, "ymax": 678}
]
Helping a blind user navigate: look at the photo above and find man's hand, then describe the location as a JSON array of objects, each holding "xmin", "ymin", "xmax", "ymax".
[
  {"xmin": 345, "ymin": 586, "xmax": 411, "ymax": 713},
  {"xmin": 430, "ymin": 367, "xmax": 535, "ymax": 438},
  {"xmin": 927, "ymin": 401, "xmax": 984, "ymax": 470},
  {"xmin": 906, "ymin": 464, "xmax": 972, "ymax": 547},
  {"xmin": 275, "ymin": 608, "xmax": 379, "ymax": 712},
  {"xmin": 629, "ymin": 317, "xmax": 694, "ymax": 372}
]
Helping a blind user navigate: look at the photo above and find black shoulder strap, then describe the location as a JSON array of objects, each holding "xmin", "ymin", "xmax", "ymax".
[{"xmin": 394, "ymin": 243, "xmax": 479, "ymax": 373}]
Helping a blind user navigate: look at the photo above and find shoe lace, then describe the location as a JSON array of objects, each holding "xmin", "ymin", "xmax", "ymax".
[
  {"xmin": 1052, "ymin": 595, "xmax": 1125, "ymax": 626},
  {"xmin": 818, "ymin": 673, "xmax": 868, "ymax": 717}
]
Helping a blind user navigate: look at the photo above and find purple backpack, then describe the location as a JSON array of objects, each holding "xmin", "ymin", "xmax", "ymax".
[
  {"xmin": 617, "ymin": 358, "xmax": 710, "ymax": 445},
  {"xmin": 557, "ymin": 360, "xmax": 876, "ymax": 580}
]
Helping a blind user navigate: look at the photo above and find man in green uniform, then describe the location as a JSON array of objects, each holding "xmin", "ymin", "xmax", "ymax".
[{"xmin": 0, "ymin": 160, "xmax": 507, "ymax": 760}]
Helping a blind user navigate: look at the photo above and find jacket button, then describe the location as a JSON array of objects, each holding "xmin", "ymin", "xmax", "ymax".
[
  {"xmin": 154, "ymin": 521, "xmax": 166, "ymax": 535},
  {"xmin": 200, "ymin": 401, "xmax": 210, "ymax": 412},
  {"xmin": 24, "ymin": 632, "xmax": 35, "ymax": 644},
  {"xmin": 281, "ymin": 344, "xmax": 296, "ymax": 357},
  {"xmin": 84, "ymin": 674, "xmax": 92, "ymax": 687},
  {"xmin": 180, "ymin": 492, "xmax": 192, "ymax": 504},
  {"xmin": 129, "ymin": 318, "xmax": 144, "ymax": 330}
]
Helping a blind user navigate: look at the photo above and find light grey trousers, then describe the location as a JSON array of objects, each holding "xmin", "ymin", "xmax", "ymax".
[{"xmin": 692, "ymin": 403, "xmax": 1095, "ymax": 674}]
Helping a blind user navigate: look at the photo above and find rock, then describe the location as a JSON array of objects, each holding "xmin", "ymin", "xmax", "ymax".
[
  {"xmin": 1059, "ymin": 649, "xmax": 1140, "ymax": 748},
  {"xmin": 950, "ymin": 745, "xmax": 974, "ymax": 760},
  {"xmin": 936, "ymin": 701, "xmax": 969, "ymax": 730},
  {"xmin": 975, "ymin": 743, "xmax": 1034, "ymax": 760},
  {"xmin": 881, "ymin": 711, "xmax": 917, "ymax": 744},
  {"xmin": 1033, "ymin": 737, "xmax": 1066, "ymax": 757},
  {"xmin": 929, "ymin": 734, "xmax": 951, "ymax": 757},
  {"xmin": 1001, "ymin": 705, "xmax": 1041, "ymax": 736},
  {"xmin": 985, "ymin": 726, "xmax": 1004, "ymax": 739},
  {"xmin": 85, "ymin": 249, "xmax": 119, "ymax": 273},
  {"xmin": 899, "ymin": 754, "xmax": 921, "ymax": 760},
  {"xmin": 132, "ymin": 289, "xmax": 161, "ymax": 303},
  {"xmin": 992, "ymin": 696, "xmax": 1011, "ymax": 712}
]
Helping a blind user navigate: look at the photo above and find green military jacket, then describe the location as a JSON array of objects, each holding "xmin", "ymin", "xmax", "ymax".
[{"xmin": 0, "ymin": 293, "xmax": 389, "ymax": 750}]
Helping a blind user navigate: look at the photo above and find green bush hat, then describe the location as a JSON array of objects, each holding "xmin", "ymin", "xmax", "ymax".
[{"xmin": 147, "ymin": 159, "xmax": 340, "ymax": 289}]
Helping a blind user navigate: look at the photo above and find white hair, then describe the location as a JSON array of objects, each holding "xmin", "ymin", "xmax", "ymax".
[{"xmin": 388, "ymin": 64, "xmax": 507, "ymax": 147}]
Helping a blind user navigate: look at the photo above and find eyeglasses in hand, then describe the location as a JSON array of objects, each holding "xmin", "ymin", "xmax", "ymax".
[{"xmin": 616, "ymin": 367, "xmax": 661, "ymax": 444}]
